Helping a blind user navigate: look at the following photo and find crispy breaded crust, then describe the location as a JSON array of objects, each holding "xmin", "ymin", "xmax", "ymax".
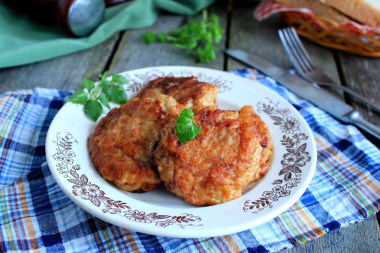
[
  {"xmin": 154, "ymin": 106, "xmax": 272, "ymax": 206},
  {"xmin": 245, "ymin": 106, "xmax": 273, "ymax": 176},
  {"xmin": 88, "ymin": 97, "xmax": 169, "ymax": 192},
  {"xmin": 136, "ymin": 76, "xmax": 219, "ymax": 110}
]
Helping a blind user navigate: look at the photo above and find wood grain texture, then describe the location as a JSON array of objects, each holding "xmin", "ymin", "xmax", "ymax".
[
  {"xmin": 338, "ymin": 53, "xmax": 380, "ymax": 146},
  {"xmin": 278, "ymin": 218, "xmax": 380, "ymax": 253},
  {"xmin": 377, "ymin": 212, "xmax": 380, "ymax": 236},
  {"xmin": 0, "ymin": 34, "xmax": 119, "ymax": 93},
  {"xmin": 108, "ymin": 3, "xmax": 227, "ymax": 75},
  {"xmin": 226, "ymin": 1, "xmax": 340, "ymax": 85}
]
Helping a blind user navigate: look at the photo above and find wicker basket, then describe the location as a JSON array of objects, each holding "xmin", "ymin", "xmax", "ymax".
[{"xmin": 281, "ymin": 11, "xmax": 380, "ymax": 57}]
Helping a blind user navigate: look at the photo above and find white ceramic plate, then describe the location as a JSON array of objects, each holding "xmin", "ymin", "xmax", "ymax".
[{"xmin": 46, "ymin": 66, "xmax": 317, "ymax": 238}]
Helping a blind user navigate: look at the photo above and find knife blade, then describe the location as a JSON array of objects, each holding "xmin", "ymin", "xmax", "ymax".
[{"xmin": 225, "ymin": 48, "xmax": 380, "ymax": 140}]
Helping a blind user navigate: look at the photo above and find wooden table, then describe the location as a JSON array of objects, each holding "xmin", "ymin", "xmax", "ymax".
[{"xmin": 0, "ymin": 0, "xmax": 379, "ymax": 252}]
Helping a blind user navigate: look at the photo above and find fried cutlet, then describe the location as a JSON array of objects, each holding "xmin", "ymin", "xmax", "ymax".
[
  {"xmin": 136, "ymin": 76, "xmax": 219, "ymax": 110},
  {"xmin": 154, "ymin": 106, "xmax": 272, "ymax": 206},
  {"xmin": 251, "ymin": 108, "xmax": 273, "ymax": 176},
  {"xmin": 88, "ymin": 96, "xmax": 178, "ymax": 192}
]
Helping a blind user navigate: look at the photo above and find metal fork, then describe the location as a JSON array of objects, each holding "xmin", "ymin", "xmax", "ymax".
[{"xmin": 278, "ymin": 27, "xmax": 380, "ymax": 113}]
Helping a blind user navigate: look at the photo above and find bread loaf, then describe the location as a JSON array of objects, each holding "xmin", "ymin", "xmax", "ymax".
[
  {"xmin": 277, "ymin": 0, "xmax": 351, "ymax": 23},
  {"xmin": 318, "ymin": 0, "xmax": 380, "ymax": 27},
  {"xmin": 278, "ymin": 0, "xmax": 380, "ymax": 27}
]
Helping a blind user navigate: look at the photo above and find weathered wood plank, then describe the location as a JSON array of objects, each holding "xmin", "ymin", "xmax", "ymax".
[
  {"xmin": 226, "ymin": 1, "xmax": 340, "ymax": 85},
  {"xmin": 377, "ymin": 212, "xmax": 380, "ymax": 237},
  {"xmin": 338, "ymin": 53, "xmax": 380, "ymax": 145},
  {"xmin": 108, "ymin": 2, "xmax": 228, "ymax": 75},
  {"xmin": 0, "ymin": 34, "xmax": 119, "ymax": 93},
  {"xmin": 279, "ymin": 218, "xmax": 380, "ymax": 253}
]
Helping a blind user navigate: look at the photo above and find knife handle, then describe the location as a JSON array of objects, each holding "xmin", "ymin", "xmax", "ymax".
[{"xmin": 347, "ymin": 111, "xmax": 380, "ymax": 140}]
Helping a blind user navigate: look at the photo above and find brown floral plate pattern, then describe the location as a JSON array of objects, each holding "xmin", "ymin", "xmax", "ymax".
[{"xmin": 46, "ymin": 66, "xmax": 317, "ymax": 238}]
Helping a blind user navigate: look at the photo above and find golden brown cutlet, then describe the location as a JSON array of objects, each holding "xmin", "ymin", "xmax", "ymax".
[
  {"xmin": 88, "ymin": 97, "xmax": 178, "ymax": 192},
  {"xmin": 154, "ymin": 106, "xmax": 272, "ymax": 206},
  {"xmin": 136, "ymin": 76, "xmax": 219, "ymax": 110}
]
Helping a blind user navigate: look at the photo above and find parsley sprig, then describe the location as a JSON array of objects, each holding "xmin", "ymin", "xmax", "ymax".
[
  {"xmin": 68, "ymin": 71, "xmax": 128, "ymax": 121},
  {"xmin": 175, "ymin": 108, "xmax": 201, "ymax": 144},
  {"xmin": 142, "ymin": 10, "xmax": 224, "ymax": 63}
]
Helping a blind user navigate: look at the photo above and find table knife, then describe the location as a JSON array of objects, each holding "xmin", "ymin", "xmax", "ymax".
[{"xmin": 225, "ymin": 48, "xmax": 380, "ymax": 140}]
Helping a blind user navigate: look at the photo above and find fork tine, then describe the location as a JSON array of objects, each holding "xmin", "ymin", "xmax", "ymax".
[
  {"xmin": 282, "ymin": 28, "xmax": 312, "ymax": 73},
  {"xmin": 278, "ymin": 29, "xmax": 306, "ymax": 74},
  {"xmin": 287, "ymin": 27, "xmax": 316, "ymax": 71}
]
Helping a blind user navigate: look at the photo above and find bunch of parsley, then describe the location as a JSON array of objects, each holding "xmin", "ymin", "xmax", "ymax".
[
  {"xmin": 142, "ymin": 10, "xmax": 224, "ymax": 63},
  {"xmin": 68, "ymin": 71, "xmax": 128, "ymax": 121}
]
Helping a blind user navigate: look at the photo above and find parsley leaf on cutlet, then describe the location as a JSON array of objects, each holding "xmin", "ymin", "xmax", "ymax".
[{"xmin": 175, "ymin": 108, "xmax": 201, "ymax": 144}]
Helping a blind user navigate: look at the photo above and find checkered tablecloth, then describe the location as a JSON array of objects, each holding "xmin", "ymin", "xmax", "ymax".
[{"xmin": 0, "ymin": 69, "xmax": 379, "ymax": 252}]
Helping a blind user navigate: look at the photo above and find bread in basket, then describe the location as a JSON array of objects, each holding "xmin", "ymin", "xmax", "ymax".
[{"xmin": 254, "ymin": 0, "xmax": 380, "ymax": 57}]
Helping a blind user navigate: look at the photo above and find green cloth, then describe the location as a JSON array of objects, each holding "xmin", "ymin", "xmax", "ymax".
[{"xmin": 0, "ymin": 0, "xmax": 215, "ymax": 69}]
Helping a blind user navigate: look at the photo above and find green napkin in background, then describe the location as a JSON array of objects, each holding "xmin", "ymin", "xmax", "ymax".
[{"xmin": 0, "ymin": 0, "xmax": 215, "ymax": 69}]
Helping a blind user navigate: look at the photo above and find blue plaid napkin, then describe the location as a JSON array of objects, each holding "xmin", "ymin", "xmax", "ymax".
[{"xmin": 0, "ymin": 69, "xmax": 379, "ymax": 252}]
